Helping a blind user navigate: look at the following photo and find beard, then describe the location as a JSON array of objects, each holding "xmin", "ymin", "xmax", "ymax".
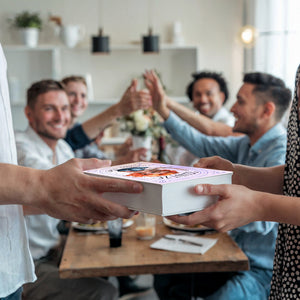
[
  {"xmin": 233, "ymin": 119, "xmax": 258, "ymax": 135},
  {"xmin": 36, "ymin": 128, "xmax": 66, "ymax": 141}
]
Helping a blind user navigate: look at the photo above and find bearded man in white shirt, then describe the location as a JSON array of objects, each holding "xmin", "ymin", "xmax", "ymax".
[{"xmin": 15, "ymin": 79, "xmax": 118, "ymax": 300}]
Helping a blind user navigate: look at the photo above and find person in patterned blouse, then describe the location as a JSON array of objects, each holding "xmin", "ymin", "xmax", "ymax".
[{"xmin": 169, "ymin": 64, "xmax": 300, "ymax": 299}]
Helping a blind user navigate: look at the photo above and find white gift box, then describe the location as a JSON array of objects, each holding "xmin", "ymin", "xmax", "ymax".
[{"xmin": 84, "ymin": 162, "xmax": 232, "ymax": 216}]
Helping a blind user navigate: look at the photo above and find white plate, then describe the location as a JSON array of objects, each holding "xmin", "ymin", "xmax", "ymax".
[
  {"xmin": 72, "ymin": 219, "xmax": 134, "ymax": 231},
  {"xmin": 123, "ymin": 219, "xmax": 134, "ymax": 228},
  {"xmin": 163, "ymin": 217, "xmax": 213, "ymax": 232}
]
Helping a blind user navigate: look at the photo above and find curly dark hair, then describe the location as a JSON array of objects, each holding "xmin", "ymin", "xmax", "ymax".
[
  {"xmin": 186, "ymin": 71, "xmax": 229, "ymax": 104},
  {"xmin": 243, "ymin": 72, "xmax": 292, "ymax": 121}
]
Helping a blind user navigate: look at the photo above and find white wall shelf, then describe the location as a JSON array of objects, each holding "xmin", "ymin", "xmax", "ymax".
[
  {"xmin": 3, "ymin": 45, "xmax": 58, "ymax": 51},
  {"xmin": 4, "ymin": 44, "xmax": 198, "ymax": 130},
  {"xmin": 4, "ymin": 43, "xmax": 198, "ymax": 51}
]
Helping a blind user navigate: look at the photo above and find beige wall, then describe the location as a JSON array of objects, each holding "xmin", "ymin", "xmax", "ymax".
[{"xmin": 0, "ymin": 0, "xmax": 244, "ymax": 108}]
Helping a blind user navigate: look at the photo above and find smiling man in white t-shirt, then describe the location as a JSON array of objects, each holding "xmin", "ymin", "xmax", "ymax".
[{"xmin": 16, "ymin": 79, "xmax": 119, "ymax": 300}]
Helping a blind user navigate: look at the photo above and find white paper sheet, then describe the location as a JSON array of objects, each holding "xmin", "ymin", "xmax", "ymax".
[{"xmin": 150, "ymin": 234, "xmax": 218, "ymax": 254}]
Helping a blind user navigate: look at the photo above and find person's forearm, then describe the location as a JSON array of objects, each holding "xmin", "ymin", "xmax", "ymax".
[
  {"xmin": 0, "ymin": 163, "xmax": 46, "ymax": 206},
  {"xmin": 234, "ymin": 164, "xmax": 284, "ymax": 194},
  {"xmin": 167, "ymin": 98, "xmax": 235, "ymax": 136},
  {"xmin": 81, "ymin": 103, "xmax": 121, "ymax": 139},
  {"xmin": 257, "ymin": 191, "xmax": 300, "ymax": 225},
  {"xmin": 159, "ymin": 103, "xmax": 171, "ymax": 120},
  {"xmin": 23, "ymin": 205, "xmax": 45, "ymax": 215}
]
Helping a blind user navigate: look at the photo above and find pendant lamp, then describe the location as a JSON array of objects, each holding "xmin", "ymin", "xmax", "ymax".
[
  {"xmin": 143, "ymin": 27, "xmax": 159, "ymax": 53},
  {"xmin": 92, "ymin": 28, "xmax": 110, "ymax": 54}
]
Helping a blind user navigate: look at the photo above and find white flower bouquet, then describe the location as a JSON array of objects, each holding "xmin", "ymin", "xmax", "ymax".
[{"xmin": 120, "ymin": 108, "xmax": 167, "ymax": 138}]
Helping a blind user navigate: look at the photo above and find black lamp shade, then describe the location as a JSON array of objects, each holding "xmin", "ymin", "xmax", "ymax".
[
  {"xmin": 92, "ymin": 35, "xmax": 110, "ymax": 53},
  {"xmin": 143, "ymin": 35, "xmax": 159, "ymax": 53}
]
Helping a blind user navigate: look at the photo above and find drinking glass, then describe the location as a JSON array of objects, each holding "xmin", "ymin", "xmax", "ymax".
[
  {"xmin": 135, "ymin": 213, "xmax": 156, "ymax": 240},
  {"xmin": 107, "ymin": 218, "xmax": 123, "ymax": 247}
]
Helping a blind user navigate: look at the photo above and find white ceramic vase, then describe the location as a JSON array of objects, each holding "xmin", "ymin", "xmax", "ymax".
[
  {"xmin": 20, "ymin": 28, "xmax": 39, "ymax": 48},
  {"xmin": 60, "ymin": 25, "xmax": 85, "ymax": 48},
  {"xmin": 132, "ymin": 135, "xmax": 152, "ymax": 161}
]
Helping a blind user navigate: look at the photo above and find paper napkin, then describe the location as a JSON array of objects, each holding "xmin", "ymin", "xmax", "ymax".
[{"xmin": 150, "ymin": 234, "xmax": 218, "ymax": 254}]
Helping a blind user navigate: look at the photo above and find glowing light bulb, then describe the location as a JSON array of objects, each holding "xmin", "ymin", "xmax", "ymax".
[
  {"xmin": 242, "ymin": 28, "xmax": 254, "ymax": 44},
  {"xmin": 238, "ymin": 25, "xmax": 258, "ymax": 47}
]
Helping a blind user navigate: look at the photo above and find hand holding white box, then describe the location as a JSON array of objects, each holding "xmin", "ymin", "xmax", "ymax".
[{"xmin": 84, "ymin": 162, "xmax": 232, "ymax": 216}]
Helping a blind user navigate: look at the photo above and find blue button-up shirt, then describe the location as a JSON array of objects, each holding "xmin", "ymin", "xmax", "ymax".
[{"xmin": 165, "ymin": 111, "xmax": 287, "ymax": 270}]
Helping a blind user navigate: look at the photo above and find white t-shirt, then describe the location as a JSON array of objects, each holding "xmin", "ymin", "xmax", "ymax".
[
  {"xmin": 0, "ymin": 44, "xmax": 35, "ymax": 297},
  {"xmin": 15, "ymin": 126, "xmax": 74, "ymax": 260},
  {"xmin": 213, "ymin": 106, "xmax": 235, "ymax": 127}
]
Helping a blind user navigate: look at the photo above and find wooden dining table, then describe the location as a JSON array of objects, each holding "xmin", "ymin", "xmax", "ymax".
[{"xmin": 59, "ymin": 217, "xmax": 249, "ymax": 279}]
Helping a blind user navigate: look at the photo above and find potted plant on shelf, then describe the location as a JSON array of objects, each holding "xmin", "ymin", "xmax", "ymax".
[{"xmin": 10, "ymin": 11, "xmax": 42, "ymax": 48}]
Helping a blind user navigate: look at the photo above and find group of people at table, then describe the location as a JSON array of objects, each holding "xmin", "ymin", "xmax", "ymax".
[{"xmin": 1, "ymin": 40, "xmax": 300, "ymax": 300}]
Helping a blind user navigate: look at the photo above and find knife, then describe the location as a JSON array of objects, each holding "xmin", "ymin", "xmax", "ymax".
[{"xmin": 163, "ymin": 235, "xmax": 203, "ymax": 247}]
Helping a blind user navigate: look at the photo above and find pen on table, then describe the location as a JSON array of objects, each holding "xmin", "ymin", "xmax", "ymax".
[{"xmin": 163, "ymin": 235, "xmax": 203, "ymax": 247}]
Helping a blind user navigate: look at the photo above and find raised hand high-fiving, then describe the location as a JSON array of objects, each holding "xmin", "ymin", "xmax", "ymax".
[
  {"xmin": 144, "ymin": 70, "xmax": 170, "ymax": 120},
  {"xmin": 118, "ymin": 79, "xmax": 152, "ymax": 116}
]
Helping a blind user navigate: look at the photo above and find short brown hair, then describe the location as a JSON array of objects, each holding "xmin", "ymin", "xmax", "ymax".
[
  {"xmin": 61, "ymin": 75, "xmax": 87, "ymax": 87},
  {"xmin": 27, "ymin": 79, "xmax": 66, "ymax": 109}
]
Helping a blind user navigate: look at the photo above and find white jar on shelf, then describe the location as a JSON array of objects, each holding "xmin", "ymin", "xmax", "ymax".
[
  {"xmin": 172, "ymin": 21, "xmax": 185, "ymax": 45},
  {"xmin": 19, "ymin": 28, "xmax": 39, "ymax": 48}
]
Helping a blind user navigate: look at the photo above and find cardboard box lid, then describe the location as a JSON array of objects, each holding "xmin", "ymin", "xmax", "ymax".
[{"xmin": 84, "ymin": 161, "xmax": 232, "ymax": 185}]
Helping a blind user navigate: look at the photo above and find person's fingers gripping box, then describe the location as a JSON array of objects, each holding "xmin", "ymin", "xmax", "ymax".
[{"xmin": 84, "ymin": 162, "xmax": 232, "ymax": 216}]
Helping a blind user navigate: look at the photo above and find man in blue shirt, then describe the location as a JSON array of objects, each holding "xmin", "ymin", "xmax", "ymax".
[{"xmin": 146, "ymin": 72, "xmax": 292, "ymax": 299}]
